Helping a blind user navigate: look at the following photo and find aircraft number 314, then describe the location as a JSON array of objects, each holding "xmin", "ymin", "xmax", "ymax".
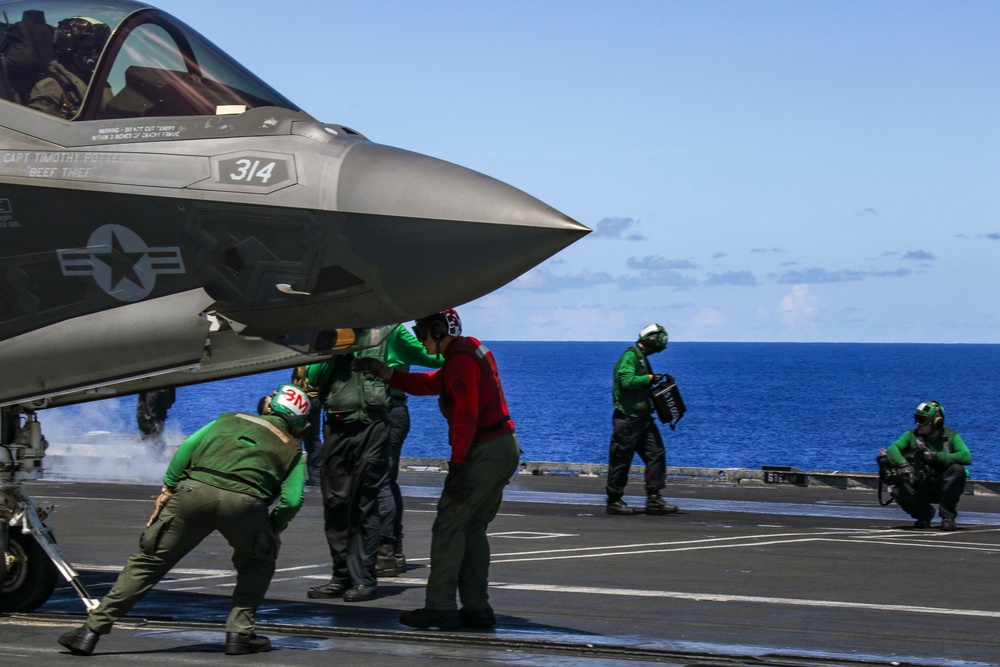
[{"xmin": 217, "ymin": 155, "xmax": 292, "ymax": 188}]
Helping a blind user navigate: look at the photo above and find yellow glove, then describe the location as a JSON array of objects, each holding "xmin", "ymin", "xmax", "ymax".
[{"xmin": 147, "ymin": 485, "xmax": 174, "ymax": 527}]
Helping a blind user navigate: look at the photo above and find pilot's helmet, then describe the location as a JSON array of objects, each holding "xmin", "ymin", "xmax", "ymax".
[{"xmin": 54, "ymin": 16, "xmax": 110, "ymax": 77}]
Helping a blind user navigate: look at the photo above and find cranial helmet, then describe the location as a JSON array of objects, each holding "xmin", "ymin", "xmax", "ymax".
[
  {"xmin": 414, "ymin": 309, "xmax": 462, "ymax": 342},
  {"xmin": 638, "ymin": 323, "xmax": 668, "ymax": 352},
  {"xmin": 54, "ymin": 16, "xmax": 110, "ymax": 77},
  {"xmin": 914, "ymin": 400, "xmax": 945, "ymax": 429},
  {"xmin": 269, "ymin": 384, "xmax": 311, "ymax": 427}
]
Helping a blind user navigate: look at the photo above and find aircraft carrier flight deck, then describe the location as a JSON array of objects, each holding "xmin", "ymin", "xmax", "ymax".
[{"xmin": 3, "ymin": 466, "xmax": 1000, "ymax": 667}]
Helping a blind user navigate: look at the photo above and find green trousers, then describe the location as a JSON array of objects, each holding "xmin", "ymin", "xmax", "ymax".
[
  {"xmin": 425, "ymin": 431, "xmax": 520, "ymax": 611},
  {"xmin": 87, "ymin": 479, "xmax": 279, "ymax": 635}
]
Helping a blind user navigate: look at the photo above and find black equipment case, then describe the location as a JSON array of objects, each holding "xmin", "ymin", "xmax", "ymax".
[{"xmin": 651, "ymin": 378, "xmax": 686, "ymax": 430}]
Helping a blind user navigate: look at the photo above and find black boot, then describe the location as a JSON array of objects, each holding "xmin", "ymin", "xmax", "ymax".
[
  {"xmin": 375, "ymin": 542, "xmax": 402, "ymax": 577},
  {"xmin": 342, "ymin": 583, "xmax": 377, "ymax": 602},
  {"xmin": 606, "ymin": 499, "xmax": 639, "ymax": 515},
  {"xmin": 224, "ymin": 631, "xmax": 271, "ymax": 655},
  {"xmin": 645, "ymin": 493, "xmax": 678, "ymax": 515},
  {"xmin": 307, "ymin": 579, "xmax": 349, "ymax": 598},
  {"xmin": 459, "ymin": 606, "xmax": 497, "ymax": 629},
  {"xmin": 57, "ymin": 624, "xmax": 100, "ymax": 656},
  {"xmin": 399, "ymin": 607, "xmax": 460, "ymax": 629}
]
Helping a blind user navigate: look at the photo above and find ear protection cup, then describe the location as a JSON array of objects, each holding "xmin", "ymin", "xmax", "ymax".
[
  {"xmin": 429, "ymin": 316, "xmax": 448, "ymax": 342},
  {"xmin": 415, "ymin": 309, "xmax": 461, "ymax": 343}
]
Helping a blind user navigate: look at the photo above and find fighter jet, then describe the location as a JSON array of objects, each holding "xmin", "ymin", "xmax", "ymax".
[{"xmin": 0, "ymin": 0, "xmax": 587, "ymax": 611}]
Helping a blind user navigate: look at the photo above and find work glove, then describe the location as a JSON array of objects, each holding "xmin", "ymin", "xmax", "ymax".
[
  {"xmin": 351, "ymin": 357, "xmax": 392, "ymax": 381},
  {"xmin": 920, "ymin": 450, "xmax": 939, "ymax": 465},
  {"xmin": 444, "ymin": 462, "xmax": 473, "ymax": 502},
  {"xmin": 651, "ymin": 374, "xmax": 665, "ymax": 385},
  {"xmin": 896, "ymin": 463, "xmax": 916, "ymax": 485},
  {"xmin": 147, "ymin": 485, "xmax": 174, "ymax": 527}
]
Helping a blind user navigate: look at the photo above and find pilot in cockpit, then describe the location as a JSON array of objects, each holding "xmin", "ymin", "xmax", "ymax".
[{"xmin": 27, "ymin": 15, "xmax": 111, "ymax": 118}]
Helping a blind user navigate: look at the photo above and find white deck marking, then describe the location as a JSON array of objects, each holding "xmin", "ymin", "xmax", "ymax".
[
  {"xmin": 63, "ymin": 511, "xmax": 1000, "ymax": 623},
  {"xmin": 485, "ymin": 582, "xmax": 1000, "ymax": 619},
  {"xmin": 72, "ymin": 566, "xmax": 1000, "ymax": 620},
  {"xmin": 485, "ymin": 526, "xmax": 1000, "ymax": 562},
  {"xmin": 489, "ymin": 531, "xmax": 577, "ymax": 539}
]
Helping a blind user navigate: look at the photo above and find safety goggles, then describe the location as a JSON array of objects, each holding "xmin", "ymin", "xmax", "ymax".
[
  {"xmin": 412, "ymin": 321, "xmax": 429, "ymax": 342},
  {"xmin": 914, "ymin": 414, "xmax": 932, "ymax": 425}
]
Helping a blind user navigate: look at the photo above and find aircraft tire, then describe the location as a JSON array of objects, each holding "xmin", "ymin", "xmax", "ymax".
[{"xmin": 1, "ymin": 529, "xmax": 59, "ymax": 612}]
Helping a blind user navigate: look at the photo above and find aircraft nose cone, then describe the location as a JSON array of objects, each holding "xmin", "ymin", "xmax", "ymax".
[
  {"xmin": 334, "ymin": 142, "xmax": 589, "ymax": 318},
  {"xmin": 337, "ymin": 142, "xmax": 586, "ymax": 231}
]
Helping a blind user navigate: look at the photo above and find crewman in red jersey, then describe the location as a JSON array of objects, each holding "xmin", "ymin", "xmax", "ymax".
[{"xmin": 353, "ymin": 309, "xmax": 519, "ymax": 630}]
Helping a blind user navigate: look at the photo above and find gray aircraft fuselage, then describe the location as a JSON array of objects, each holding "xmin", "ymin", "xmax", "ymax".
[{"xmin": 0, "ymin": 0, "xmax": 588, "ymax": 408}]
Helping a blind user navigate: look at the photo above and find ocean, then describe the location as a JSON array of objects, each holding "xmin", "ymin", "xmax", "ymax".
[{"xmin": 43, "ymin": 342, "xmax": 1000, "ymax": 480}]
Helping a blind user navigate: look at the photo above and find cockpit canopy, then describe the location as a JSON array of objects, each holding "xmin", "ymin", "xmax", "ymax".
[{"xmin": 0, "ymin": 0, "xmax": 299, "ymax": 120}]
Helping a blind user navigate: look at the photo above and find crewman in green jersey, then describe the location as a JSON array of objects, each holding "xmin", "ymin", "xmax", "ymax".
[
  {"xmin": 57, "ymin": 384, "xmax": 309, "ymax": 657},
  {"xmin": 884, "ymin": 400, "xmax": 972, "ymax": 531}
]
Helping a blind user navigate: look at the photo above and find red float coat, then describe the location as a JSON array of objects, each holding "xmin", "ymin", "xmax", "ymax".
[{"xmin": 389, "ymin": 336, "xmax": 513, "ymax": 464}]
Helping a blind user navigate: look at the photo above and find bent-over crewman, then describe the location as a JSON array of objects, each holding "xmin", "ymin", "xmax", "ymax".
[
  {"xmin": 57, "ymin": 384, "xmax": 310, "ymax": 656},
  {"xmin": 354, "ymin": 309, "xmax": 520, "ymax": 630}
]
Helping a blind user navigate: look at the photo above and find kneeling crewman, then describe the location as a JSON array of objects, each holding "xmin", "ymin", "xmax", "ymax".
[
  {"xmin": 884, "ymin": 400, "xmax": 972, "ymax": 531},
  {"xmin": 57, "ymin": 385, "xmax": 309, "ymax": 656}
]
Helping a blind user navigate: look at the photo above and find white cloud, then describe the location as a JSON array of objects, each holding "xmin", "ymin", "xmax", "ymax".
[{"xmin": 778, "ymin": 285, "xmax": 820, "ymax": 328}]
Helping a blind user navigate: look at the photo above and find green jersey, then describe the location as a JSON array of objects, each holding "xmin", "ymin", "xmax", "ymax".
[
  {"xmin": 612, "ymin": 344, "xmax": 655, "ymax": 417},
  {"xmin": 887, "ymin": 427, "xmax": 972, "ymax": 468},
  {"xmin": 163, "ymin": 412, "xmax": 305, "ymax": 531}
]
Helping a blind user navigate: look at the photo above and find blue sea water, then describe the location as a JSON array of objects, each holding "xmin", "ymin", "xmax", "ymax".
[{"xmin": 45, "ymin": 342, "xmax": 1000, "ymax": 479}]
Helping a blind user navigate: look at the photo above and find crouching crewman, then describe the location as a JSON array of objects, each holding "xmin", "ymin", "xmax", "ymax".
[
  {"xmin": 57, "ymin": 385, "xmax": 310, "ymax": 656},
  {"xmin": 884, "ymin": 400, "xmax": 972, "ymax": 531}
]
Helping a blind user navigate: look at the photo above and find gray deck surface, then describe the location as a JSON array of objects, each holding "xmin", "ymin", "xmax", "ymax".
[{"xmin": 3, "ymin": 471, "xmax": 999, "ymax": 666}]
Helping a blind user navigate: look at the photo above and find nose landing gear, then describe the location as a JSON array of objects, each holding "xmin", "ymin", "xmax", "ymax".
[
  {"xmin": 1, "ymin": 408, "xmax": 99, "ymax": 613},
  {"xmin": 1, "ymin": 521, "xmax": 59, "ymax": 612}
]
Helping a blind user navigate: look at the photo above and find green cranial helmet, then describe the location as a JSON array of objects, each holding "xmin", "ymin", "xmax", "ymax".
[
  {"xmin": 638, "ymin": 323, "xmax": 668, "ymax": 352},
  {"xmin": 914, "ymin": 401, "xmax": 945, "ymax": 428},
  {"xmin": 269, "ymin": 384, "xmax": 311, "ymax": 427}
]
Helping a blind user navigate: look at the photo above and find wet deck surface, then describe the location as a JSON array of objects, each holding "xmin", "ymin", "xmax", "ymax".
[{"xmin": 3, "ymin": 471, "xmax": 1000, "ymax": 666}]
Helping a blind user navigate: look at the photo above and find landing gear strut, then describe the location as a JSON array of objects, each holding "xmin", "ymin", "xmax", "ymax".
[{"xmin": 1, "ymin": 408, "xmax": 99, "ymax": 613}]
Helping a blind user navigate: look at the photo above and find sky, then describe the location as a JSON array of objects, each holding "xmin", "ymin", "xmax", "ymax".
[{"xmin": 153, "ymin": 0, "xmax": 999, "ymax": 342}]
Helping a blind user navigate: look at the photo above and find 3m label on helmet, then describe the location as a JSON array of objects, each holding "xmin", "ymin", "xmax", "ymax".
[{"xmin": 277, "ymin": 385, "xmax": 310, "ymax": 416}]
